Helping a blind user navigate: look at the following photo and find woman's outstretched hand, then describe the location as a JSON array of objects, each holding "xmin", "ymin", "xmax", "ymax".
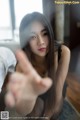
[{"xmin": 5, "ymin": 50, "xmax": 52, "ymax": 116}]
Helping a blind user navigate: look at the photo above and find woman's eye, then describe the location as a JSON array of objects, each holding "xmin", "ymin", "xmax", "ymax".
[
  {"xmin": 43, "ymin": 32, "xmax": 48, "ymax": 36},
  {"xmin": 31, "ymin": 36, "xmax": 37, "ymax": 39}
]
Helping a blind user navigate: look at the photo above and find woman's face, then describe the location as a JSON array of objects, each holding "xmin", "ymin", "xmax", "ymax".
[{"xmin": 28, "ymin": 21, "xmax": 49, "ymax": 58}]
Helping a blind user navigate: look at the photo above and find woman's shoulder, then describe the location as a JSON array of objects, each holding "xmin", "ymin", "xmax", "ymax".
[
  {"xmin": 58, "ymin": 45, "xmax": 70, "ymax": 63},
  {"xmin": 54, "ymin": 41, "xmax": 70, "ymax": 53},
  {"xmin": 61, "ymin": 44, "xmax": 70, "ymax": 57},
  {"xmin": 61, "ymin": 45, "xmax": 70, "ymax": 53},
  {"xmin": 54, "ymin": 41, "xmax": 70, "ymax": 62}
]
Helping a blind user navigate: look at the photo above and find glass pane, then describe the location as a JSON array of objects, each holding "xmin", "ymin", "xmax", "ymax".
[
  {"xmin": 0, "ymin": 0, "xmax": 11, "ymax": 27},
  {"xmin": 0, "ymin": 0, "xmax": 12, "ymax": 40},
  {"xmin": 14, "ymin": 0, "xmax": 43, "ymax": 28}
]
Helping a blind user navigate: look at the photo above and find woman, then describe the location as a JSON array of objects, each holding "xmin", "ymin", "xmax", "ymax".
[{"xmin": 5, "ymin": 12, "xmax": 70, "ymax": 120}]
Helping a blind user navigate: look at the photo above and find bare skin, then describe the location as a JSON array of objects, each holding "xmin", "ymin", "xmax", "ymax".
[{"xmin": 5, "ymin": 50, "xmax": 52, "ymax": 116}]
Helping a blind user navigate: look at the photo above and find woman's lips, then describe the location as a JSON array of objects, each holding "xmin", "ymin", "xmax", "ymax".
[{"xmin": 38, "ymin": 48, "xmax": 46, "ymax": 52}]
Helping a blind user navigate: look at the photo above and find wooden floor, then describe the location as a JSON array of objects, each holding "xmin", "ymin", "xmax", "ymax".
[{"xmin": 66, "ymin": 73, "xmax": 80, "ymax": 113}]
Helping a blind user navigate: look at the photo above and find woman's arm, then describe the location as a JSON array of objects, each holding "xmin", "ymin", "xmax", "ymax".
[
  {"xmin": 44, "ymin": 45, "xmax": 71, "ymax": 119},
  {"xmin": 55, "ymin": 45, "xmax": 70, "ymax": 100}
]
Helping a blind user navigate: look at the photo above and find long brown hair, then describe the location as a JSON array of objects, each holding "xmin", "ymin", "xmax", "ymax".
[{"xmin": 19, "ymin": 12, "xmax": 56, "ymax": 113}]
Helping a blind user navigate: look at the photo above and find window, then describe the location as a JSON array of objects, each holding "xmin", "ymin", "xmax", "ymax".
[
  {"xmin": 0, "ymin": 0, "xmax": 43, "ymax": 42},
  {"xmin": 0, "ymin": 0, "xmax": 12, "ymax": 40},
  {"xmin": 14, "ymin": 0, "xmax": 43, "ymax": 42},
  {"xmin": 14, "ymin": 0, "xmax": 43, "ymax": 28}
]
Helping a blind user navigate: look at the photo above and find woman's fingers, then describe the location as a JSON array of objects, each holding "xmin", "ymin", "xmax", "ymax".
[
  {"xmin": 7, "ymin": 72, "xmax": 26, "ymax": 95},
  {"xmin": 16, "ymin": 50, "xmax": 34, "ymax": 74},
  {"xmin": 16, "ymin": 50, "xmax": 42, "ymax": 83},
  {"xmin": 34, "ymin": 77, "xmax": 52, "ymax": 95},
  {"xmin": 5, "ymin": 92, "xmax": 16, "ymax": 108},
  {"xmin": 7, "ymin": 72, "xmax": 52, "ymax": 98}
]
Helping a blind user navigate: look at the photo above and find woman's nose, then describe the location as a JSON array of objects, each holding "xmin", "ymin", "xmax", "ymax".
[{"xmin": 38, "ymin": 36, "xmax": 44, "ymax": 45}]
